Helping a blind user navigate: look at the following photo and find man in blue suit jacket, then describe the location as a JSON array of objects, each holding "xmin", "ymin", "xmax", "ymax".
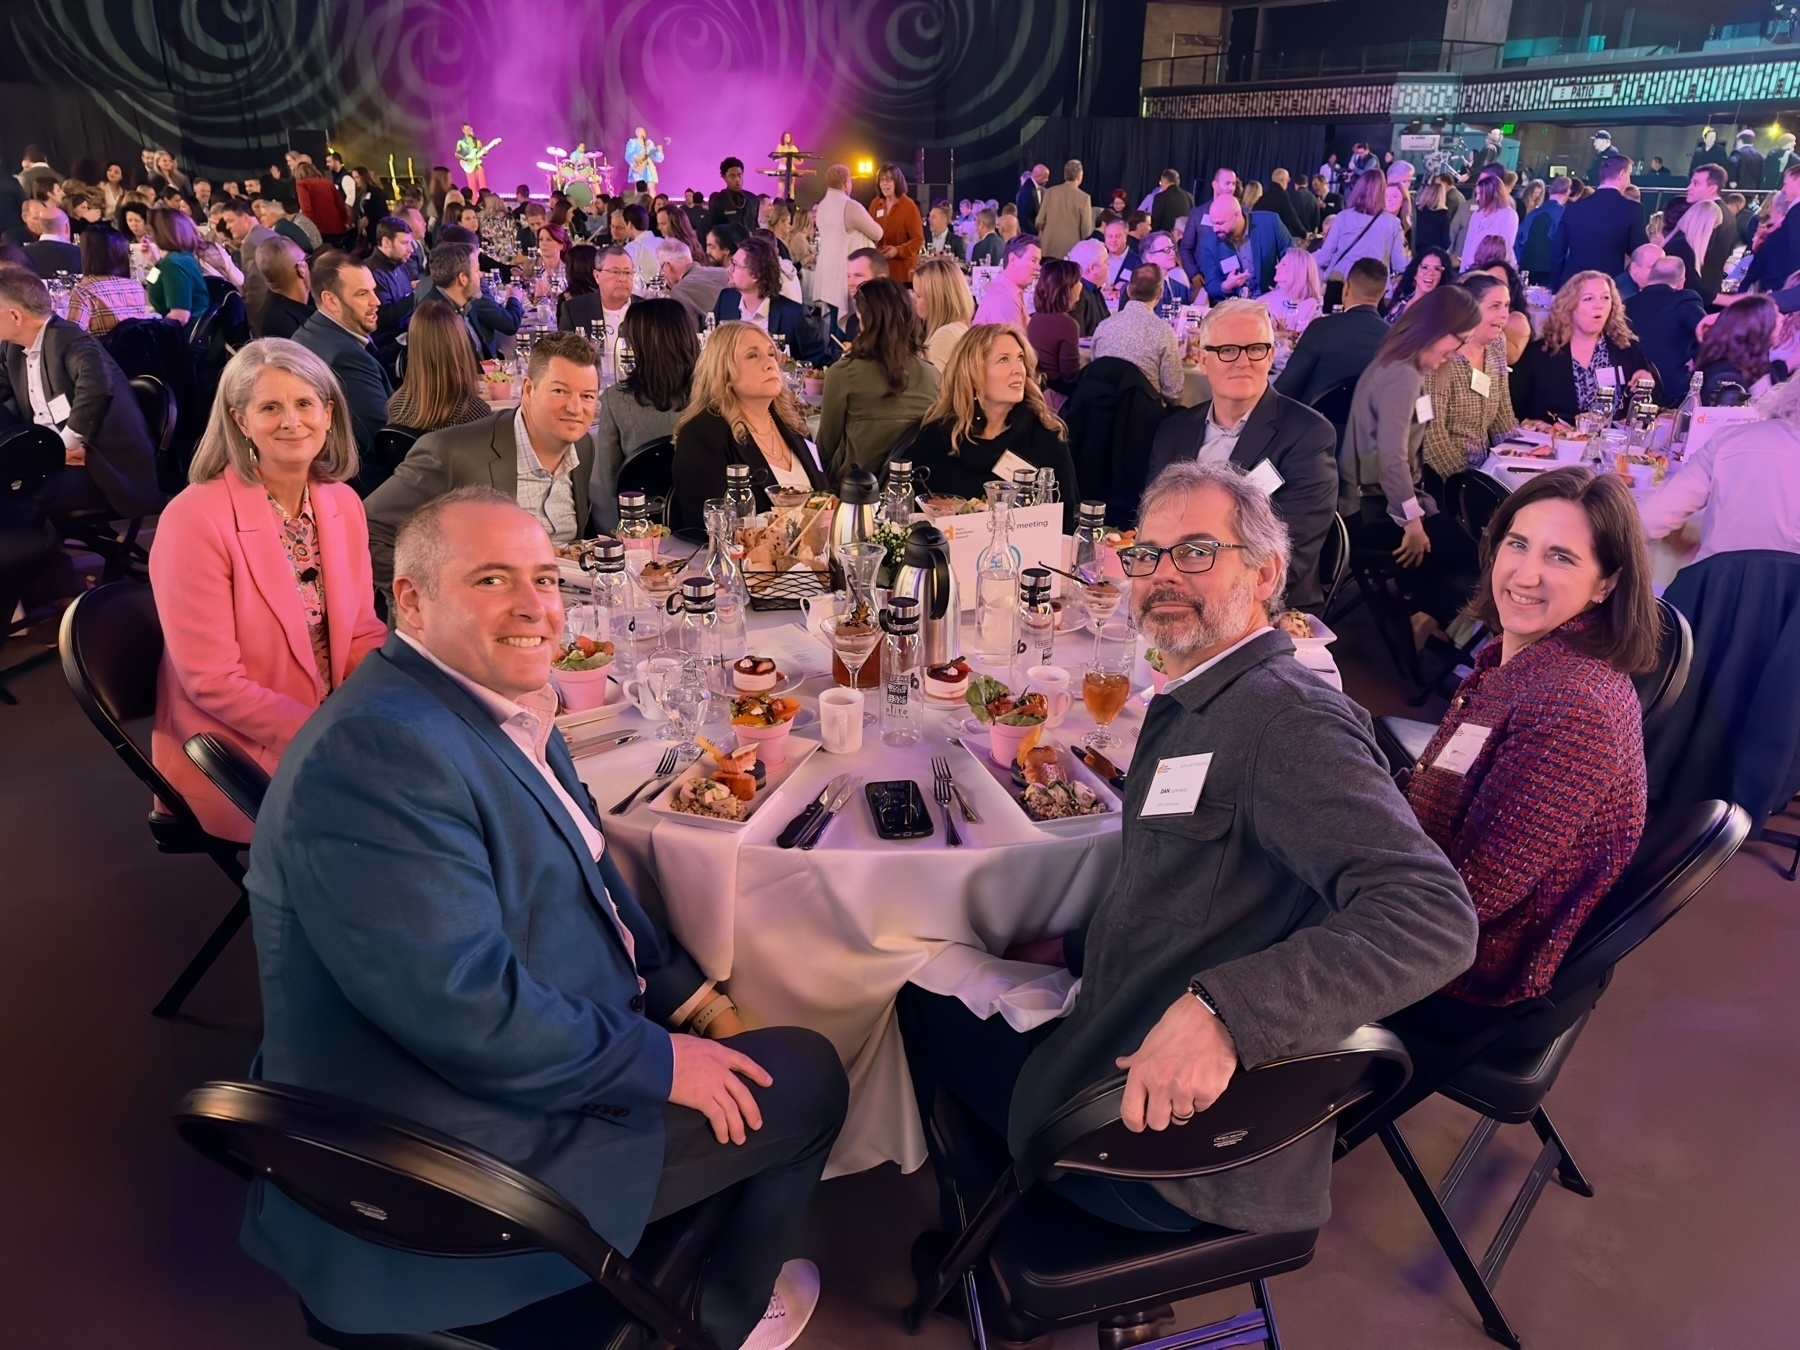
[
  {"xmin": 292, "ymin": 251, "xmax": 394, "ymax": 494},
  {"xmin": 1548, "ymin": 155, "xmax": 1647, "ymax": 289},
  {"xmin": 242, "ymin": 487, "xmax": 847, "ymax": 1349},
  {"xmin": 1188, "ymin": 195, "xmax": 1293, "ymax": 304},
  {"xmin": 713, "ymin": 235, "xmax": 829, "ymax": 366}
]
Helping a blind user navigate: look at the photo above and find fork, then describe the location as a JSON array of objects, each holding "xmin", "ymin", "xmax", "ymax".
[
  {"xmin": 935, "ymin": 747, "xmax": 982, "ymax": 823},
  {"xmin": 931, "ymin": 757, "xmax": 962, "ymax": 847},
  {"xmin": 610, "ymin": 747, "xmax": 680, "ymax": 815}
]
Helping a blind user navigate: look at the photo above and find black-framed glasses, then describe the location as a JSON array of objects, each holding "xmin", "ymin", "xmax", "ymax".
[
  {"xmin": 1202, "ymin": 343, "xmax": 1274, "ymax": 363},
  {"xmin": 1116, "ymin": 540, "xmax": 1251, "ymax": 576}
]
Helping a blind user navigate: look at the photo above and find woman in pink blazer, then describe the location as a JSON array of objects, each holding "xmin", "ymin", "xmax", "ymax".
[{"xmin": 150, "ymin": 338, "xmax": 387, "ymax": 842}]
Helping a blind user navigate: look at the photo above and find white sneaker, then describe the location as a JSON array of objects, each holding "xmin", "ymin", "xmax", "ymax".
[{"xmin": 737, "ymin": 1258, "xmax": 820, "ymax": 1350}]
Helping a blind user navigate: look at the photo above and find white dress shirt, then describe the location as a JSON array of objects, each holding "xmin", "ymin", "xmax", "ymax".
[
  {"xmin": 22, "ymin": 321, "xmax": 82, "ymax": 451},
  {"xmin": 1197, "ymin": 405, "xmax": 1253, "ymax": 465},
  {"xmin": 1161, "ymin": 627, "xmax": 1272, "ymax": 696}
]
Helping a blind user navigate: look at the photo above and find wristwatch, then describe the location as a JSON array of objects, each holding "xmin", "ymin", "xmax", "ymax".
[{"xmin": 1186, "ymin": 978, "xmax": 1222, "ymax": 1019}]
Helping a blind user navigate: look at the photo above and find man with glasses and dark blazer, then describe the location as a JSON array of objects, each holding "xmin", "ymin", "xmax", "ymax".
[{"xmin": 1147, "ymin": 299, "xmax": 1339, "ymax": 610}]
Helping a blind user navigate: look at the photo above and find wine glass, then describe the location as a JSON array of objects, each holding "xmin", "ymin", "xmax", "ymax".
[
  {"xmin": 628, "ymin": 552, "xmax": 684, "ymax": 612},
  {"xmin": 645, "ymin": 648, "xmax": 706, "ymax": 748},
  {"xmin": 1081, "ymin": 623, "xmax": 1136, "ymax": 752},
  {"xmin": 823, "ymin": 614, "xmax": 882, "ymax": 726},
  {"xmin": 1078, "ymin": 575, "xmax": 1125, "ymax": 661}
]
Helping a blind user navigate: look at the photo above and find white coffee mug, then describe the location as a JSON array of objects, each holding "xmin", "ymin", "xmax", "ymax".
[
  {"xmin": 1025, "ymin": 664, "xmax": 1073, "ymax": 727},
  {"xmin": 801, "ymin": 592, "xmax": 845, "ymax": 638},
  {"xmin": 621, "ymin": 676, "xmax": 665, "ymax": 721},
  {"xmin": 818, "ymin": 687, "xmax": 865, "ymax": 753}
]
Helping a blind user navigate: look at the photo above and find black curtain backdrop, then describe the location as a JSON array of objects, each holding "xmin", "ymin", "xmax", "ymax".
[{"xmin": 1021, "ymin": 118, "xmax": 1328, "ymax": 203}]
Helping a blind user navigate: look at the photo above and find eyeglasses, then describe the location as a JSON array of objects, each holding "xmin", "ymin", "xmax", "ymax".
[
  {"xmin": 1115, "ymin": 540, "xmax": 1251, "ymax": 576},
  {"xmin": 1201, "ymin": 343, "xmax": 1274, "ymax": 363}
]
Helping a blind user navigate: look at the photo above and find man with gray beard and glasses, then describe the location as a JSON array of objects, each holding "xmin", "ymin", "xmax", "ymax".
[{"xmin": 896, "ymin": 459, "xmax": 1474, "ymax": 1240}]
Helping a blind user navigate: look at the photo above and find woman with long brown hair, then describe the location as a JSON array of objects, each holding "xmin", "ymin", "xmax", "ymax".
[
  {"xmin": 816, "ymin": 277, "xmax": 940, "ymax": 478},
  {"xmin": 1693, "ymin": 292, "xmax": 1778, "ymax": 403},
  {"xmin": 593, "ymin": 299, "xmax": 700, "ymax": 529},
  {"xmin": 655, "ymin": 201, "xmax": 702, "ymax": 258},
  {"xmin": 1024, "ymin": 257, "xmax": 1083, "ymax": 405},
  {"xmin": 1510, "ymin": 270, "xmax": 1659, "ymax": 423},
  {"xmin": 905, "ymin": 324, "xmax": 1079, "ymax": 529},
  {"xmin": 1316, "ymin": 166, "xmax": 1409, "ymax": 283},
  {"xmin": 672, "ymin": 320, "xmax": 827, "ymax": 525},
  {"xmin": 385, "ymin": 298, "xmax": 488, "ymax": 434}
]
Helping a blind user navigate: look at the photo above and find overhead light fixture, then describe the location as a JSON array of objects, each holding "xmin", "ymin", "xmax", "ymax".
[{"xmin": 854, "ymin": 157, "xmax": 875, "ymax": 178}]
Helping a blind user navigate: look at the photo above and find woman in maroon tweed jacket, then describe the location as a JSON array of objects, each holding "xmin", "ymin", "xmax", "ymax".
[{"xmin": 1400, "ymin": 467, "xmax": 1659, "ymax": 1034}]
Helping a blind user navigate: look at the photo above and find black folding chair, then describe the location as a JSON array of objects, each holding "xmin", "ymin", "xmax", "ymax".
[
  {"xmin": 907, "ymin": 1027, "xmax": 1412, "ymax": 1350},
  {"xmin": 1444, "ymin": 470, "xmax": 1508, "ymax": 546},
  {"xmin": 1308, "ymin": 378, "xmax": 1357, "ymax": 454},
  {"xmin": 617, "ymin": 437, "xmax": 675, "ymax": 529},
  {"xmin": 0, "ymin": 426, "xmax": 65, "ymax": 704},
  {"xmin": 131, "ymin": 373, "xmax": 179, "ymax": 491},
  {"xmin": 184, "ymin": 733, "xmax": 271, "ymax": 823},
  {"xmin": 374, "ymin": 425, "xmax": 422, "ymax": 474},
  {"xmin": 1338, "ymin": 800, "xmax": 1749, "ymax": 1348},
  {"xmin": 175, "ymin": 1080, "xmax": 727, "ymax": 1350},
  {"xmin": 60, "ymin": 582, "xmax": 254, "ymax": 1017},
  {"xmin": 1314, "ymin": 511, "xmax": 1350, "ymax": 619}
]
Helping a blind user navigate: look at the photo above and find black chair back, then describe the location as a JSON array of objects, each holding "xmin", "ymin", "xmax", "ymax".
[
  {"xmin": 129, "ymin": 374, "xmax": 178, "ymax": 477},
  {"xmin": 105, "ymin": 317, "xmax": 204, "ymax": 486},
  {"xmin": 1308, "ymin": 378, "xmax": 1358, "ymax": 451},
  {"xmin": 0, "ymin": 426, "xmax": 64, "ymax": 516},
  {"xmin": 59, "ymin": 581, "xmax": 202, "ymax": 835},
  {"xmin": 1634, "ymin": 594, "xmax": 1692, "ymax": 736},
  {"xmin": 183, "ymin": 733, "xmax": 271, "ymax": 823},
  {"xmin": 1022, "ymin": 1026, "xmax": 1411, "ymax": 1185},
  {"xmin": 618, "ymin": 437, "xmax": 676, "ymax": 526},
  {"xmin": 1445, "ymin": 469, "xmax": 1507, "ymax": 544},
  {"xmin": 1316, "ymin": 511, "xmax": 1350, "ymax": 615},
  {"xmin": 175, "ymin": 1080, "xmax": 720, "ymax": 1350},
  {"xmin": 374, "ymin": 425, "xmax": 421, "ymax": 474}
]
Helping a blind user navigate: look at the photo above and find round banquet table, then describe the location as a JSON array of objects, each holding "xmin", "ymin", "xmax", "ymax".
[
  {"xmin": 572, "ymin": 607, "xmax": 1136, "ymax": 1177},
  {"xmin": 570, "ymin": 600, "xmax": 1344, "ymax": 1177}
]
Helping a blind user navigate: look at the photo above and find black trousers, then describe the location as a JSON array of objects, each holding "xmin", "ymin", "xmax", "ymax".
[
  {"xmin": 455, "ymin": 1026, "xmax": 848, "ymax": 1350},
  {"xmin": 895, "ymin": 985, "xmax": 1199, "ymax": 1234},
  {"xmin": 1346, "ymin": 505, "xmax": 1480, "ymax": 627}
]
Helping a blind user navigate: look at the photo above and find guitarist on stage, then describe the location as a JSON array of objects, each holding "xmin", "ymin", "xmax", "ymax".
[
  {"xmin": 455, "ymin": 122, "xmax": 500, "ymax": 192},
  {"xmin": 625, "ymin": 127, "xmax": 668, "ymax": 192}
]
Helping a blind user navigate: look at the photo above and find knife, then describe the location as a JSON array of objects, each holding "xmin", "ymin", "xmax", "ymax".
[
  {"xmin": 1074, "ymin": 745, "xmax": 1130, "ymax": 793},
  {"xmin": 565, "ymin": 729, "xmax": 640, "ymax": 757},
  {"xmin": 799, "ymin": 776, "xmax": 862, "ymax": 851},
  {"xmin": 778, "ymin": 774, "xmax": 848, "ymax": 849}
]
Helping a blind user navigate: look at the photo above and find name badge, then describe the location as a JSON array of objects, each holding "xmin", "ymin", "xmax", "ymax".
[
  {"xmin": 1140, "ymin": 752, "xmax": 1214, "ymax": 816},
  {"xmin": 1470, "ymin": 368, "xmax": 1492, "ymax": 398},
  {"xmin": 47, "ymin": 393, "xmax": 72, "ymax": 423},
  {"xmin": 1596, "ymin": 365, "xmax": 1618, "ymax": 388},
  {"xmin": 1430, "ymin": 723, "xmax": 1493, "ymax": 776},
  {"xmin": 1415, "ymin": 395, "xmax": 1434, "ymax": 424},
  {"xmin": 1220, "ymin": 256, "xmax": 1241, "ymax": 275},
  {"xmin": 145, "ymin": 266, "xmax": 161, "ymax": 284},
  {"xmin": 992, "ymin": 449, "xmax": 1037, "ymax": 481},
  {"xmin": 1245, "ymin": 458, "xmax": 1285, "ymax": 495}
]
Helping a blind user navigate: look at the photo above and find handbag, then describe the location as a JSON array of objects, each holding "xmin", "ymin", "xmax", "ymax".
[{"xmin": 1318, "ymin": 212, "xmax": 1382, "ymax": 313}]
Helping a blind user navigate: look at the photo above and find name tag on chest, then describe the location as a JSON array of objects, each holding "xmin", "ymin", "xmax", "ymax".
[
  {"xmin": 1415, "ymin": 395, "xmax": 1434, "ymax": 423},
  {"xmin": 47, "ymin": 393, "xmax": 71, "ymax": 423},
  {"xmin": 1430, "ymin": 723, "xmax": 1492, "ymax": 776},
  {"xmin": 1470, "ymin": 368, "xmax": 1492, "ymax": 398},
  {"xmin": 1244, "ymin": 458, "xmax": 1284, "ymax": 495},
  {"xmin": 1140, "ymin": 752, "xmax": 1213, "ymax": 816}
]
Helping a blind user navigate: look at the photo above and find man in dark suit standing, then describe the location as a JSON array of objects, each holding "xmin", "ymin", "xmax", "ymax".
[
  {"xmin": 1146, "ymin": 299, "xmax": 1339, "ymax": 610},
  {"xmin": 293, "ymin": 251, "xmax": 393, "ymax": 494},
  {"xmin": 1014, "ymin": 163, "xmax": 1048, "ymax": 234},
  {"xmin": 1625, "ymin": 256, "xmax": 1708, "ymax": 393},
  {"xmin": 1765, "ymin": 134, "xmax": 1798, "ymax": 189},
  {"xmin": 1149, "ymin": 169, "xmax": 1194, "ymax": 235},
  {"xmin": 1274, "ymin": 258, "xmax": 1390, "ymax": 407},
  {"xmin": 365, "ymin": 332, "xmax": 602, "ymax": 592},
  {"xmin": 1742, "ymin": 161, "xmax": 1800, "ymax": 293},
  {"xmin": 704, "ymin": 158, "xmax": 756, "ymax": 236},
  {"xmin": 22, "ymin": 207, "xmax": 81, "ymax": 278},
  {"xmin": 1549, "ymin": 153, "xmax": 1647, "ymax": 288},
  {"xmin": 1730, "ymin": 130, "xmax": 1765, "ymax": 191},
  {"xmin": 0, "ymin": 266, "xmax": 161, "ymax": 521}
]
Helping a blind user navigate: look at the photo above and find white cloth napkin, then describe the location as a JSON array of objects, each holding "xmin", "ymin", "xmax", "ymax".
[{"xmin": 909, "ymin": 943, "xmax": 1082, "ymax": 1032}]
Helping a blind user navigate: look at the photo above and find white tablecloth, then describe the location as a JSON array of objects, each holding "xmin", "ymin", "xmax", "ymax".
[{"xmin": 573, "ymin": 604, "xmax": 1341, "ymax": 1176}]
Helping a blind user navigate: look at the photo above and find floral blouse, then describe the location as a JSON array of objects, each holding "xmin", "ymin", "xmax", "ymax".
[
  {"xmin": 1571, "ymin": 335, "xmax": 1615, "ymax": 415},
  {"xmin": 268, "ymin": 486, "xmax": 332, "ymax": 689}
]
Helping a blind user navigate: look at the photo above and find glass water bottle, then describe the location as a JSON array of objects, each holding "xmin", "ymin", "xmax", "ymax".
[
  {"xmin": 973, "ymin": 483, "xmax": 1020, "ymax": 665},
  {"xmin": 1019, "ymin": 567, "xmax": 1055, "ymax": 669},
  {"xmin": 880, "ymin": 596, "xmax": 922, "ymax": 747},
  {"xmin": 1071, "ymin": 500, "xmax": 1107, "ymax": 579},
  {"xmin": 699, "ymin": 497, "xmax": 748, "ymax": 605},
  {"xmin": 618, "ymin": 490, "xmax": 656, "ymax": 570},
  {"xmin": 675, "ymin": 576, "xmax": 728, "ymax": 695},
  {"xmin": 881, "ymin": 460, "xmax": 917, "ymax": 529},
  {"xmin": 723, "ymin": 462, "xmax": 757, "ymax": 525}
]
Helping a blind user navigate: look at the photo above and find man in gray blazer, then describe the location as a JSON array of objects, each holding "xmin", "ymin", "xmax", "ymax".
[
  {"xmin": 899, "ymin": 460, "xmax": 1475, "ymax": 1236},
  {"xmin": 293, "ymin": 251, "xmax": 393, "ymax": 494},
  {"xmin": 366, "ymin": 330, "xmax": 601, "ymax": 591},
  {"xmin": 1037, "ymin": 159, "xmax": 1095, "ymax": 260},
  {"xmin": 0, "ymin": 267, "xmax": 161, "ymax": 521}
]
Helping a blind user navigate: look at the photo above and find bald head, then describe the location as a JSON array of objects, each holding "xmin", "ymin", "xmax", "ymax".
[
  {"xmin": 36, "ymin": 207, "xmax": 70, "ymax": 240},
  {"xmin": 1207, "ymin": 194, "xmax": 1244, "ymax": 239},
  {"xmin": 256, "ymin": 236, "xmax": 309, "ymax": 300},
  {"xmin": 1628, "ymin": 243, "xmax": 1664, "ymax": 288},
  {"xmin": 1647, "ymin": 256, "xmax": 1687, "ymax": 289}
]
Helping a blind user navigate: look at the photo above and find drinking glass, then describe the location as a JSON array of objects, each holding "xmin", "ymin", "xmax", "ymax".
[
  {"xmin": 823, "ymin": 614, "xmax": 882, "ymax": 726},
  {"xmin": 1078, "ymin": 576, "xmax": 1126, "ymax": 661},
  {"xmin": 1081, "ymin": 623, "xmax": 1136, "ymax": 752},
  {"xmin": 645, "ymin": 649, "xmax": 706, "ymax": 748},
  {"xmin": 835, "ymin": 541, "xmax": 886, "ymax": 609},
  {"xmin": 611, "ymin": 604, "xmax": 661, "ymax": 679}
]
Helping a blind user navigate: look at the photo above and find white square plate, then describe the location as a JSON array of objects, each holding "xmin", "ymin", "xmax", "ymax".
[{"xmin": 648, "ymin": 736, "xmax": 823, "ymax": 832}]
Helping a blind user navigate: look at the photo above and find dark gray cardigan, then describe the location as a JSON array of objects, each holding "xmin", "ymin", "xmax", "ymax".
[{"xmin": 1009, "ymin": 630, "xmax": 1476, "ymax": 1232}]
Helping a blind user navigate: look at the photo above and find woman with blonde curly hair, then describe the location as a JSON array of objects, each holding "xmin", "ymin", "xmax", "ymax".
[
  {"xmin": 1510, "ymin": 270, "xmax": 1660, "ymax": 423},
  {"xmin": 150, "ymin": 338, "xmax": 386, "ymax": 841},
  {"xmin": 671, "ymin": 320, "xmax": 826, "ymax": 525},
  {"xmin": 1264, "ymin": 246, "xmax": 1323, "ymax": 332},
  {"xmin": 903, "ymin": 324, "xmax": 1079, "ymax": 529}
]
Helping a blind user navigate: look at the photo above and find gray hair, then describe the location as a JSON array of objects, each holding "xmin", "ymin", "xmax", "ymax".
[
  {"xmin": 393, "ymin": 486, "xmax": 520, "ymax": 598},
  {"xmin": 653, "ymin": 236, "xmax": 692, "ymax": 267},
  {"xmin": 1198, "ymin": 296, "xmax": 1275, "ymax": 345},
  {"xmin": 0, "ymin": 266, "xmax": 52, "ymax": 317},
  {"xmin": 1065, "ymin": 238, "xmax": 1105, "ymax": 275},
  {"xmin": 188, "ymin": 338, "xmax": 359, "ymax": 487},
  {"xmin": 1137, "ymin": 460, "xmax": 1291, "ymax": 618},
  {"xmin": 1063, "ymin": 159, "xmax": 1083, "ymax": 181},
  {"xmin": 1753, "ymin": 367, "xmax": 1800, "ymax": 425}
]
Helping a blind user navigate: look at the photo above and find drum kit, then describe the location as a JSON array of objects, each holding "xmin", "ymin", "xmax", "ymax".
[{"xmin": 536, "ymin": 143, "xmax": 613, "ymax": 207}]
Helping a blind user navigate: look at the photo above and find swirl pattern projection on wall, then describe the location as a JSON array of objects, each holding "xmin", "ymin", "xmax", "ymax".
[{"xmin": 11, "ymin": 0, "xmax": 1079, "ymax": 187}]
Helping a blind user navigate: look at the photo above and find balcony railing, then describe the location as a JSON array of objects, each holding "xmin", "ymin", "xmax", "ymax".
[{"xmin": 1141, "ymin": 40, "xmax": 1503, "ymax": 89}]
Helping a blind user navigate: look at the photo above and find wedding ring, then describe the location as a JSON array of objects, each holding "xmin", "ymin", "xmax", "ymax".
[{"xmin": 1171, "ymin": 1108, "xmax": 1195, "ymax": 1123}]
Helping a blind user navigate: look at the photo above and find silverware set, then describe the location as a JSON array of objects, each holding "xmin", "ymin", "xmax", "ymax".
[
  {"xmin": 930, "ymin": 756, "xmax": 963, "ymax": 847},
  {"xmin": 796, "ymin": 775, "xmax": 861, "ymax": 850},
  {"xmin": 936, "ymin": 745, "xmax": 982, "ymax": 823},
  {"xmin": 609, "ymin": 747, "xmax": 691, "ymax": 815}
]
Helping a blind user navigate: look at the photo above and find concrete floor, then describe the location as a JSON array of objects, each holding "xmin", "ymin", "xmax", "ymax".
[{"xmin": 3, "ymin": 611, "xmax": 1797, "ymax": 1350}]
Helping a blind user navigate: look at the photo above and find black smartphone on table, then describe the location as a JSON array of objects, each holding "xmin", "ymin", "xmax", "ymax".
[{"xmin": 865, "ymin": 780, "xmax": 934, "ymax": 841}]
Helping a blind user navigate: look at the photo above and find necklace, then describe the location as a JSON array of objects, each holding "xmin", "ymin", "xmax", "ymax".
[{"xmin": 745, "ymin": 409, "xmax": 792, "ymax": 470}]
